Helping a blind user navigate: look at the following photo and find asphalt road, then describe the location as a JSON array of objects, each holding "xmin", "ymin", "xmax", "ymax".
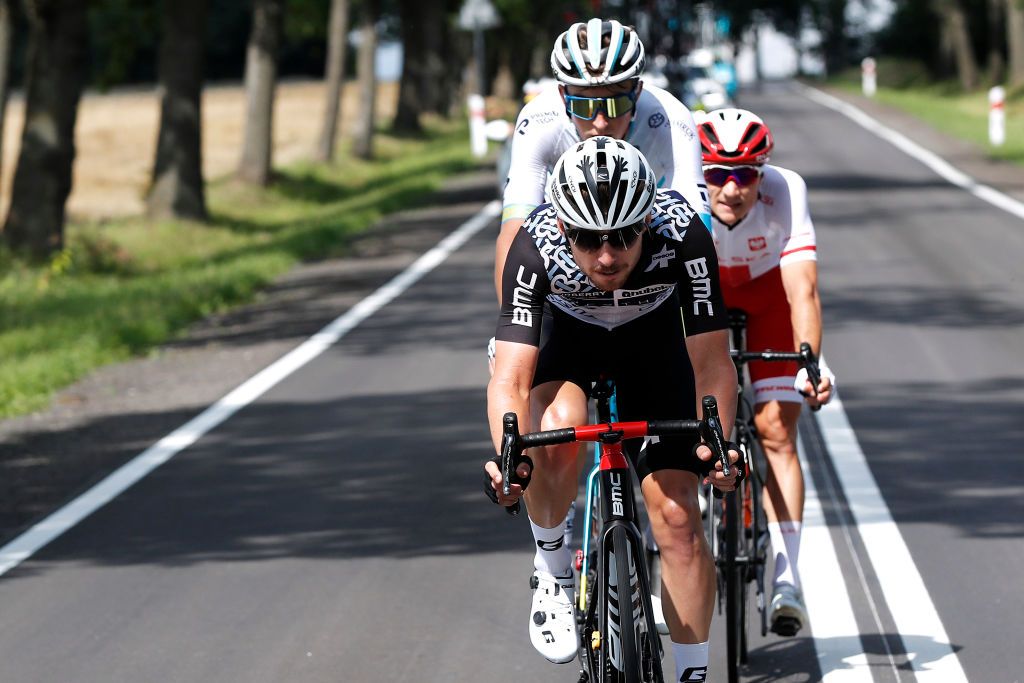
[{"xmin": 0, "ymin": 81, "xmax": 1021, "ymax": 682}]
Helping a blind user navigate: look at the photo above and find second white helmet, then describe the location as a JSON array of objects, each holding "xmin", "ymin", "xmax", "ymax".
[
  {"xmin": 551, "ymin": 18, "xmax": 645, "ymax": 87},
  {"xmin": 549, "ymin": 136, "xmax": 656, "ymax": 230}
]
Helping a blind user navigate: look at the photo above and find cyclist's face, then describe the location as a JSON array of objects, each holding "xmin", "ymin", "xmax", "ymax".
[
  {"xmin": 561, "ymin": 81, "xmax": 641, "ymax": 141},
  {"xmin": 706, "ymin": 165, "xmax": 761, "ymax": 225},
  {"xmin": 560, "ymin": 218, "xmax": 646, "ymax": 292}
]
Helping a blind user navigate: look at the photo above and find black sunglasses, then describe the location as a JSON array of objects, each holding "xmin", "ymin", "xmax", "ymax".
[{"xmin": 564, "ymin": 222, "xmax": 646, "ymax": 252}]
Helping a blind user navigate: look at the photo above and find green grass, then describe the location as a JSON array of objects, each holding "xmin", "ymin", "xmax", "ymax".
[
  {"xmin": 831, "ymin": 79, "xmax": 1024, "ymax": 163},
  {"xmin": 0, "ymin": 120, "xmax": 479, "ymax": 418}
]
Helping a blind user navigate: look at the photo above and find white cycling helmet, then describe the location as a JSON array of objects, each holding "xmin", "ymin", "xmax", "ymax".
[
  {"xmin": 551, "ymin": 18, "xmax": 645, "ymax": 87},
  {"xmin": 549, "ymin": 136, "xmax": 656, "ymax": 230}
]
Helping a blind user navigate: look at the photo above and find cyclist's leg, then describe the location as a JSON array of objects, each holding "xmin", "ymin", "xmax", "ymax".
[
  {"xmin": 641, "ymin": 470, "xmax": 714, "ymax": 680},
  {"xmin": 522, "ymin": 379, "xmax": 588, "ymax": 663},
  {"xmin": 522, "ymin": 310, "xmax": 598, "ymax": 663},
  {"xmin": 743, "ymin": 275, "xmax": 808, "ymax": 634}
]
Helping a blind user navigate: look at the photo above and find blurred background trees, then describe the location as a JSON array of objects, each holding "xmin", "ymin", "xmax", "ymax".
[{"xmin": 0, "ymin": 0, "xmax": 1020, "ymax": 261}]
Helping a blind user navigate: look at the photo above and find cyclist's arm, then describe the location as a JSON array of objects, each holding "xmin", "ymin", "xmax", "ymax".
[
  {"xmin": 489, "ymin": 229, "xmax": 548, "ymax": 449},
  {"xmin": 685, "ymin": 329, "xmax": 737, "ymax": 436},
  {"xmin": 781, "ymin": 260, "xmax": 832, "ymax": 403},
  {"xmin": 494, "ymin": 217, "xmax": 527, "ymax": 300},
  {"xmin": 487, "ymin": 340, "xmax": 539, "ymax": 453},
  {"xmin": 781, "ymin": 260, "xmax": 822, "ymax": 356}
]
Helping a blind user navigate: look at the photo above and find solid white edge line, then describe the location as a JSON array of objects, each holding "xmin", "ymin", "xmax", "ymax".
[
  {"xmin": 815, "ymin": 395, "xmax": 969, "ymax": 682},
  {"xmin": 796, "ymin": 86, "xmax": 974, "ymax": 681},
  {"xmin": 798, "ymin": 430, "xmax": 874, "ymax": 682},
  {"xmin": 0, "ymin": 199, "xmax": 502, "ymax": 578},
  {"xmin": 797, "ymin": 82, "xmax": 1024, "ymax": 221}
]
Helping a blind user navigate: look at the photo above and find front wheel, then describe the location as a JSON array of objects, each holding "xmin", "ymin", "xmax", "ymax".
[{"xmin": 601, "ymin": 524, "xmax": 664, "ymax": 682}]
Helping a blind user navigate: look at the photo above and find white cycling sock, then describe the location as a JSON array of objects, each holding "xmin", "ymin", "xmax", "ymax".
[
  {"xmin": 672, "ymin": 640, "xmax": 709, "ymax": 682},
  {"xmin": 530, "ymin": 518, "xmax": 571, "ymax": 577},
  {"xmin": 769, "ymin": 520, "xmax": 803, "ymax": 588}
]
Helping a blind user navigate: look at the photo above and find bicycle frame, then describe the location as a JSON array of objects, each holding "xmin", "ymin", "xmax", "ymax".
[{"xmin": 499, "ymin": 395, "xmax": 730, "ymax": 683}]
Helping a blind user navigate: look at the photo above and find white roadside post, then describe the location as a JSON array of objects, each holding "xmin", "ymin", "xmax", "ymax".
[
  {"xmin": 459, "ymin": 0, "xmax": 500, "ymax": 158},
  {"xmin": 468, "ymin": 93, "xmax": 488, "ymax": 158},
  {"xmin": 861, "ymin": 57, "xmax": 877, "ymax": 98},
  {"xmin": 989, "ymin": 85, "xmax": 1006, "ymax": 147}
]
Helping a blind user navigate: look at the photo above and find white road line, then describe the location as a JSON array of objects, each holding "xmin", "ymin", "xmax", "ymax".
[
  {"xmin": 797, "ymin": 85, "xmax": 974, "ymax": 681},
  {"xmin": 815, "ymin": 396, "xmax": 969, "ymax": 682},
  {"xmin": 798, "ymin": 83, "xmax": 1024, "ymax": 221},
  {"xmin": 798, "ymin": 431, "xmax": 874, "ymax": 682},
  {"xmin": 0, "ymin": 200, "xmax": 502, "ymax": 579}
]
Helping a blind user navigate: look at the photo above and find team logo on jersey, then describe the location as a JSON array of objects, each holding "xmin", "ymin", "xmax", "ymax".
[
  {"xmin": 516, "ymin": 119, "xmax": 530, "ymax": 135},
  {"xmin": 648, "ymin": 112, "xmax": 666, "ymax": 128},
  {"xmin": 673, "ymin": 119, "xmax": 697, "ymax": 141},
  {"xmin": 748, "ymin": 236, "xmax": 767, "ymax": 251},
  {"xmin": 644, "ymin": 244, "xmax": 676, "ymax": 272}
]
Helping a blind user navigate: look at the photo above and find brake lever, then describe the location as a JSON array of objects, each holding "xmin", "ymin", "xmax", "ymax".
[
  {"xmin": 500, "ymin": 412, "xmax": 521, "ymax": 516},
  {"xmin": 799, "ymin": 342, "xmax": 823, "ymax": 413},
  {"xmin": 698, "ymin": 396, "xmax": 732, "ymax": 499}
]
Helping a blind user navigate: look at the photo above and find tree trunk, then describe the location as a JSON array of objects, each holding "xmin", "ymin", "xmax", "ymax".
[
  {"xmin": 147, "ymin": 0, "xmax": 208, "ymax": 220},
  {"xmin": 989, "ymin": 0, "xmax": 1005, "ymax": 85},
  {"xmin": 393, "ymin": 0, "xmax": 424, "ymax": 133},
  {"xmin": 937, "ymin": 0, "xmax": 979, "ymax": 90},
  {"xmin": 237, "ymin": 0, "xmax": 284, "ymax": 186},
  {"xmin": 315, "ymin": 0, "xmax": 348, "ymax": 162},
  {"xmin": 3, "ymin": 0, "xmax": 89, "ymax": 261},
  {"xmin": 1008, "ymin": 0, "xmax": 1024, "ymax": 86},
  {"xmin": 351, "ymin": 0, "xmax": 379, "ymax": 160},
  {"xmin": 0, "ymin": 0, "xmax": 12, "ymax": 196}
]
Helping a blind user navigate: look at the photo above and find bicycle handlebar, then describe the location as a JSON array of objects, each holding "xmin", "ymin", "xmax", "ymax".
[
  {"xmin": 731, "ymin": 341, "xmax": 823, "ymax": 412},
  {"xmin": 499, "ymin": 395, "xmax": 732, "ymax": 516}
]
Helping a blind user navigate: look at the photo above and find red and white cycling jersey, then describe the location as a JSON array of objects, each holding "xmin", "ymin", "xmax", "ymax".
[
  {"xmin": 711, "ymin": 164, "xmax": 816, "ymax": 288},
  {"xmin": 712, "ymin": 165, "xmax": 816, "ymax": 404}
]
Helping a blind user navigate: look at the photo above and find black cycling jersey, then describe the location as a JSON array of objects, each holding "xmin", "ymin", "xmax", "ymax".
[
  {"xmin": 494, "ymin": 189, "xmax": 729, "ymax": 479},
  {"xmin": 496, "ymin": 189, "xmax": 728, "ymax": 345}
]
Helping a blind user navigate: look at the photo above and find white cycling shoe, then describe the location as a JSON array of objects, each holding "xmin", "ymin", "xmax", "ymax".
[
  {"xmin": 769, "ymin": 583, "xmax": 807, "ymax": 637},
  {"xmin": 529, "ymin": 570, "xmax": 579, "ymax": 663}
]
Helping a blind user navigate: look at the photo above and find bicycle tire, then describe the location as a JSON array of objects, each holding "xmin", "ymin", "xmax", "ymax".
[{"xmin": 599, "ymin": 524, "xmax": 666, "ymax": 683}]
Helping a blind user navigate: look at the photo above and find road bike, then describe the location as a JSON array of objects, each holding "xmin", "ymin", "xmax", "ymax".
[
  {"xmin": 706, "ymin": 309, "xmax": 821, "ymax": 683},
  {"xmin": 500, "ymin": 391, "xmax": 731, "ymax": 683}
]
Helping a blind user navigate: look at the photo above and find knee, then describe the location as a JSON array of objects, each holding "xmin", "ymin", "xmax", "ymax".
[
  {"xmin": 651, "ymin": 496, "xmax": 705, "ymax": 560},
  {"xmin": 756, "ymin": 409, "xmax": 798, "ymax": 457}
]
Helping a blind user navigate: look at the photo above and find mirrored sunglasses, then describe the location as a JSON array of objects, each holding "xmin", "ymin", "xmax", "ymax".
[
  {"xmin": 703, "ymin": 165, "xmax": 762, "ymax": 187},
  {"xmin": 564, "ymin": 91, "xmax": 637, "ymax": 120},
  {"xmin": 564, "ymin": 222, "xmax": 645, "ymax": 252}
]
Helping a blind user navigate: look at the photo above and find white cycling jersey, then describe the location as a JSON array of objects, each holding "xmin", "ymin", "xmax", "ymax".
[
  {"xmin": 501, "ymin": 83, "xmax": 711, "ymax": 229},
  {"xmin": 711, "ymin": 164, "xmax": 816, "ymax": 288}
]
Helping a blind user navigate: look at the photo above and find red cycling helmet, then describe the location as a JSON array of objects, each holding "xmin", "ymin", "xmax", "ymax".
[{"xmin": 694, "ymin": 108, "xmax": 773, "ymax": 165}]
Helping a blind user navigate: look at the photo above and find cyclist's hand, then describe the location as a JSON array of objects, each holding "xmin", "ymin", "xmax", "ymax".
[
  {"xmin": 695, "ymin": 442, "xmax": 741, "ymax": 492},
  {"xmin": 484, "ymin": 455, "xmax": 532, "ymax": 507},
  {"xmin": 795, "ymin": 361, "xmax": 836, "ymax": 408}
]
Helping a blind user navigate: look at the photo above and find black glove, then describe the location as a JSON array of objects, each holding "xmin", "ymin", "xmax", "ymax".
[
  {"xmin": 483, "ymin": 453, "xmax": 534, "ymax": 504},
  {"xmin": 694, "ymin": 440, "xmax": 743, "ymax": 481}
]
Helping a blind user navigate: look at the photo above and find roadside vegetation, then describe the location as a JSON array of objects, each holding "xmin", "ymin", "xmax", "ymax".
[
  {"xmin": 831, "ymin": 58, "xmax": 1024, "ymax": 163},
  {"xmin": 0, "ymin": 119, "xmax": 476, "ymax": 418}
]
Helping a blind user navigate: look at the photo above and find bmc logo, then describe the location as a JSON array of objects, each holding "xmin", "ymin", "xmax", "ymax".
[
  {"xmin": 748, "ymin": 236, "xmax": 767, "ymax": 251},
  {"xmin": 680, "ymin": 666, "xmax": 708, "ymax": 682}
]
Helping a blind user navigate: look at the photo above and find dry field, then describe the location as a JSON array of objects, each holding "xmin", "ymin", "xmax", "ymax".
[{"xmin": 0, "ymin": 79, "xmax": 399, "ymax": 221}]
